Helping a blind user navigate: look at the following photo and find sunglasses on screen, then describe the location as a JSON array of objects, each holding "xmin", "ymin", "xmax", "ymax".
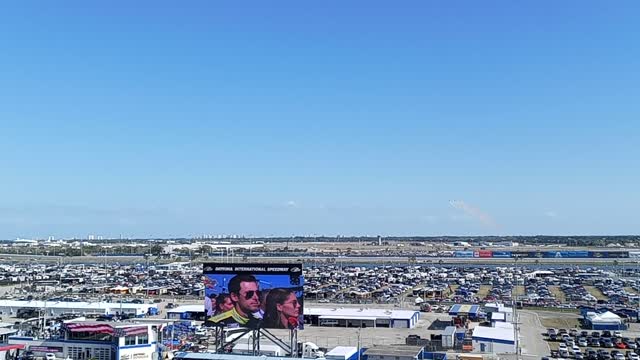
[{"xmin": 242, "ymin": 290, "xmax": 261, "ymax": 300}]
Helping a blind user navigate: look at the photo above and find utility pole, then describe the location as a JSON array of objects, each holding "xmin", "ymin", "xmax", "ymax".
[
  {"xmin": 357, "ymin": 328, "xmax": 362, "ymax": 360},
  {"xmin": 513, "ymin": 254, "xmax": 521, "ymax": 360}
]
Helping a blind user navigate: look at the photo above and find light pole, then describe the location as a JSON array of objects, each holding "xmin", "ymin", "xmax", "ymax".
[{"xmin": 513, "ymin": 254, "xmax": 521, "ymax": 360}]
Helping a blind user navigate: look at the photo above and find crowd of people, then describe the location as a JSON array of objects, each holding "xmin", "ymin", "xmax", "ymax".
[{"xmin": 204, "ymin": 274, "xmax": 302, "ymax": 329}]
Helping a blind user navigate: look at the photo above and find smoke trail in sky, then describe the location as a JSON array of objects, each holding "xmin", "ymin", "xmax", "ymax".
[{"xmin": 449, "ymin": 200, "xmax": 500, "ymax": 229}]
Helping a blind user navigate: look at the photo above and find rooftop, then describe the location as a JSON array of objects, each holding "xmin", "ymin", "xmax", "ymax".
[
  {"xmin": 306, "ymin": 307, "xmax": 418, "ymax": 320},
  {"xmin": 326, "ymin": 346, "xmax": 358, "ymax": 358},
  {"xmin": 364, "ymin": 345, "xmax": 424, "ymax": 357},
  {"xmin": 167, "ymin": 304, "xmax": 204, "ymax": 313},
  {"xmin": 472, "ymin": 324, "xmax": 515, "ymax": 343},
  {"xmin": 0, "ymin": 300, "xmax": 154, "ymax": 311}
]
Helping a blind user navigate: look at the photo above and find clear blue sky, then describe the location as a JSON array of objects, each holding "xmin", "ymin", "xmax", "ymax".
[{"xmin": 1, "ymin": 1, "xmax": 639, "ymax": 239}]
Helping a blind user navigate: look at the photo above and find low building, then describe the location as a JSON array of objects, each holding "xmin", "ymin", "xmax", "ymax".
[
  {"xmin": 166, "ymin": 304, "xmax": 206, "ymax": 321},
  {"xmin": 489, "ymin": 312, "xmax": 505, "ymax": 323},
  {"xmin": 471, "ymin": 323, "xmax": 516, "ymax": 354},
  {"xmin": 175, "ymin": 353, "xmax": 288, "ymax": 360},
  {"xmin": 448, "ymin": 304, "xmax": 481, "ymax": 321},
  {"xmin": 325, "ymin": 346, "xmax": 359, "ymax": 360},
  {"xmin": 8, "ymin": 321, "xmax": 167, "ymax": 360},
  {"xmin": 483, "ymin": 303, "xmax": 513, "ymax": 322},
  {"xmin": 364, "ymin": 345, "xmax": 425, "ymax": 360},
  {"xmin": 304, "ymin": 307, "xmax": 420, "ymax": 328},
  {"xmin": 0, "ymin": 322, "xmax": 18, "ymax": 343},
  {"xmin": 0, "ymin": 300, "xmax": 156, "ymax": 318},
  {"xmin": 441, "ymin": 326, "xmax": 456, "ymax": 349}
]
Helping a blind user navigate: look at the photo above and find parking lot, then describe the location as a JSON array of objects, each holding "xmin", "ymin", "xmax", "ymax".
[{"xmin": 545, "ymin": 327, "xmax": 640, "ymax": 360}]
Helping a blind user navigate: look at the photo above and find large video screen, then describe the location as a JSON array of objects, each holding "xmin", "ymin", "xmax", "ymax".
[{"xmin": 203, "ymin": 263, "xmax": 304, "ymax": 330}]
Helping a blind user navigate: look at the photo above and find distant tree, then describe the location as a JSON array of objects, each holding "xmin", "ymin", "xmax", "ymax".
[
  {"xmin": 150, "ymin": 244, "xmax": 164, "ymax": 255},
  {"xmin": 200, "ymin": 245, "xmax": 212, "ymax": 255}
]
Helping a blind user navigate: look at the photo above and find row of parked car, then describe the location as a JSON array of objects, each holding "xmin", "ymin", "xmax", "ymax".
[
  {"xmin": 546, "ymin": 328, "xmax": 640, "ymax": 360},
  {"xmin": 548, "ymin": 348, "xmax": 640, "ymax": 360}
]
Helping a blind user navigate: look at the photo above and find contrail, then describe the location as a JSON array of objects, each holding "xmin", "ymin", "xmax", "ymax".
[{"xmin": 449, "ymin": 200, "xmax": 500, "ymax": 229}]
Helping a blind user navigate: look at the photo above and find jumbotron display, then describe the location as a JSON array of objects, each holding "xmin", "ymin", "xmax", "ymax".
[{"xmin": 203, "ymin": 263, "xmax": 304, "ymax": 330}]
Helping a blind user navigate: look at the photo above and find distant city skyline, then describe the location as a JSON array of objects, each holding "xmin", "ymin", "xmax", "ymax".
[{"xmin": 1, "ymin": 1, "xmax": 639, "ymax": 238}]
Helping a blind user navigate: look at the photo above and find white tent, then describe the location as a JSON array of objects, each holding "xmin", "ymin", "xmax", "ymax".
[{"xmin": 586, "ymin": 311, "xmax": 623, "ymax": 330}]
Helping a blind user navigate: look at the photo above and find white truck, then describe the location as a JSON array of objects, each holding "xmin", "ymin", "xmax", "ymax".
[
  {"xmin": 232, "ymin": 343, "xmax": 285, "ymax": 357},
  {"xmin": 300, "ymin": 342, "xmax": 325, "ymax": 359}
]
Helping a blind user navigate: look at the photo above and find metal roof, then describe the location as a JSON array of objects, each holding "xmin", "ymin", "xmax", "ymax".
[
  {"xmin": 443, "ymin": 326, "xmax": 456, "ymax": 336},
  {"xmin": 168, "ymin": 305, "xmax": 205, "ymax": 313},
  {"xmin": 174, "ymin": 353, "xmax": 289, "ymax": 360},
  {"xmin": 326, "ymin": 346, "xmax": 358, "ymax": 358},
  {"xmin": 305, "ymin": 307, "xmax": 418, "ymax": 320},
  {"xmin": 364, "ymin": 345, "xmax": 424, "ymax": 357},
  {"xmin": 0, "ymin": 300, "xmax": 153, "ymax": 311},
  {"xmin": 448, "ymin": 304, "xmax": 480, "ymax": 315},
  {"xmin": 471, "ymin": 324, "xmax": 515, "ymax": 343},
  {"xmin": 318, "ymin": 315, "xmax": 378, "ymax": 320}
]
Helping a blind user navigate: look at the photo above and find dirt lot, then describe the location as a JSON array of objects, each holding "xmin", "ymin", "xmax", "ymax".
[{"xmin": 538, "ymin": 314, "xmax": 581, "ymax": 329}]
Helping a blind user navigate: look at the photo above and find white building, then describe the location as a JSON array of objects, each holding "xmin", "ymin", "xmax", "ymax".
[
  {"xmin": 471, "ymin": 322, "xmax": 516, "ymax": 354},
  {"xmin": 166, "ymin": 305, "xmax": 206, "ymax": 320},
  {"xmin": 365, "ymin": 346, "xmax": 425, "ymax": 360},
  {"xmin": 13, "ymin": 239, "xmax": 38, "ymax": 246},
  {"xmin": 304, "ymin": 307, "xmax": 420, "ymax": 328},
  {"xmin": 483, "ymin": 303, "xmax": 513, "ymax": 322},
  {"xmin": 0, "ymin": 300, "xmax": 155, "ymax": 317},
  {"xmin": 8, "ymin": 321, "xmax": 166, "ymax": 360}
]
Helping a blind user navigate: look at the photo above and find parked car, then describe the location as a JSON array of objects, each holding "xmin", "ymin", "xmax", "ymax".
[
  {"xmin": 571, "ymin": 346, "xmax": 581, "ymax": 355},
  {"xmin": 601, "ymin": 338, "xmax": 613, "ymax": 347}
]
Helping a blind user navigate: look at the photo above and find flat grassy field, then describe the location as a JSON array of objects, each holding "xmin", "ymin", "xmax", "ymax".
[{"xmin": 476, "ymin": 285, "xmax": 491, "ymax": 299}]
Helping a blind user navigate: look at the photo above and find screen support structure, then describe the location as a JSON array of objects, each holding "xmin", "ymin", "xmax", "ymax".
[{"xmin": 213, "ymin": 325, "xmax": 298, "ymax": 357}]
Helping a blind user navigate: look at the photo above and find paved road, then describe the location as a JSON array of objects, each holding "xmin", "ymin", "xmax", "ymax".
[{"xmin": 519, "ymin": 310, "xmax": 550, "ymax": 357}]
